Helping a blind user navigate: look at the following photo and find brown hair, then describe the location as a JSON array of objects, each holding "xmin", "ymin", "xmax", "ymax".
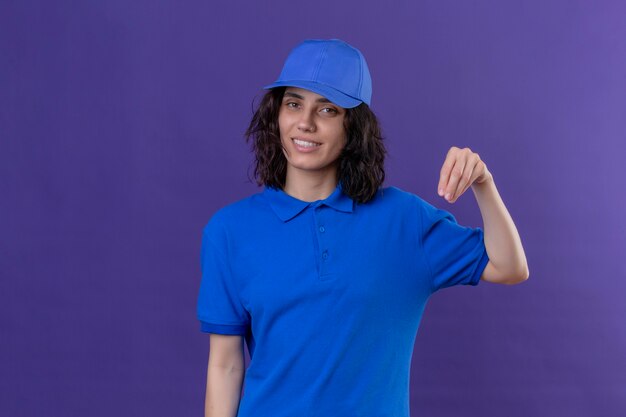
[{"xmin": 244, "ymin": 86, "xmax": 387, "ymax": 204}]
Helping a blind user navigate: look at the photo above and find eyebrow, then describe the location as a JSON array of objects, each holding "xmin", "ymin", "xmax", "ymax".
[{"xmin": 283, "ymin": 91, "xmax": 333, "ymax": 104}]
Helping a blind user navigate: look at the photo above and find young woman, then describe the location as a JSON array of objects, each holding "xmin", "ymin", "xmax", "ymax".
[{"xmin": 197, "ymin": 38, "xmax": 528, "ymax": 417}]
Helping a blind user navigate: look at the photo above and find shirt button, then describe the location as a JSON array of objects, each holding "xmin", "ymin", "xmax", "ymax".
[
  {"xmin": 322, "ymin": 250, "xmax": 328, "ymax": 260},
  {"xmin": 319, "ymin": 226, "xmax": 325, "ymax": 233}
]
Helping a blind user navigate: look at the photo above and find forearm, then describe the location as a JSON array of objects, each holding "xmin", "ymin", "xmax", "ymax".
[
  {"xmin": 205, "ymin": 363, "xmax": 245, "ymax": 417},
  {"xmin": 471, "ymin": 175, "xmax": 529, "ymax": 281}
]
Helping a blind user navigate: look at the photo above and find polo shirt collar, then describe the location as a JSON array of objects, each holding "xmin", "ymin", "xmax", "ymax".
[{"xmin": 263, "ymin": 181, "xmax": 354, "ymax": 222}]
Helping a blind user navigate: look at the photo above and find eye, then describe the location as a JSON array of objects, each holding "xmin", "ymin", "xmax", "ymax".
[{"xmin": 322, "ymin": 107, "xmax": 338, "ymax": 114}]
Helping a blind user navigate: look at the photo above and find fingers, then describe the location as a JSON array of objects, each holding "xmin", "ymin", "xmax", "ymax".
[
  {"xmin": 447, "ymin": 158, "xmax": 467, "ymax": 202},
  {"xmin": 438, "ymin": 147, "xmax": 479, "ymax": 203},
  {"xmin": 437, "ymin": 151, "xmax": 455, "ymax": 199},
  {"xmin": 452, "ymin": 162, "xmax": 476, "ymax": 202},
  {"xmin": 452, "ymin": 161, "xmax": 482, "ymax": 203}
]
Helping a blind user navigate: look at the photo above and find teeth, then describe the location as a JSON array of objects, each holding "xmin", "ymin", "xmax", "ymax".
[{"xmin": 293, "ymin": 138, "xmax": 321, "ymax": 147}]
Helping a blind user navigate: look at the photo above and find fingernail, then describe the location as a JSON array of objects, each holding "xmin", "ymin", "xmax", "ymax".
[
  {"xmin": 438, "ymin": 189, "xmax": 443, "ymax": 196},
  {"xmin": 445, "ymin": 193, "xmax": 451, "ymax": 200}
]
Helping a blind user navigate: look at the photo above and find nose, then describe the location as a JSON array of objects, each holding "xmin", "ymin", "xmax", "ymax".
[{"xmin": 297, "ymin": 109, "xmax": 316, "ymax": 132}]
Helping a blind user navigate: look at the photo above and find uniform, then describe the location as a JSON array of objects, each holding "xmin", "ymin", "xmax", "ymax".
[{"xmin": 196, "ymin": 181, "xmax": 489, "ymax": 417}]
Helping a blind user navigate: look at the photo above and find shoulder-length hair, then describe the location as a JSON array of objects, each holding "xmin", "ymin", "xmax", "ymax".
[{"xmin": 244, "ymin": 86, "xmax": 387, "ymax": 204}]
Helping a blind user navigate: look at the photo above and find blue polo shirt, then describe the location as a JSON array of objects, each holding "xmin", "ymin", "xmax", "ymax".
[{"xmin": 197, "ymin": 181, "xmax": 489, "ymax": 417}]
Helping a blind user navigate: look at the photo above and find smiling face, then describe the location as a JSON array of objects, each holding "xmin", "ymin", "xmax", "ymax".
[{"xmin": 278, "ymin": 87, "xmax": 348, "ymax": 179}]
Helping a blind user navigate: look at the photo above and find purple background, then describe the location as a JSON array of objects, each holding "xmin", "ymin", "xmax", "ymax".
[{"xmin": 2, "ymin": 1, "xmax": 625, "ymax": 416}]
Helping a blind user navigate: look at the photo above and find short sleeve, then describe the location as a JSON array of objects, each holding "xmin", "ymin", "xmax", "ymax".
[
  {"xmin": 418, "ymin": 198, "xmax": 490, "ymax": 293},
  {"xmin": 196, "ymin": 222, "xmax": 250, "ymax": 335}
]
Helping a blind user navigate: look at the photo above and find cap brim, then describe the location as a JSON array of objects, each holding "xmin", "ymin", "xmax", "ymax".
[{"xmin": 262, "ymin": 80, "xmax": 362, "ymax": 109}]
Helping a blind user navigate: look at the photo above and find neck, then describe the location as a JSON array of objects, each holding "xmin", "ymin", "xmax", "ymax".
[{"xmin": 283, "ymin": 166, "xmax": 339, "ymax": 202}]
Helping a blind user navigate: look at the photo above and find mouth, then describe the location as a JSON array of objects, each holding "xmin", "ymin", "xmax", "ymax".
[{"xmin": 292, "ymin": 137, "xmax": 322, "ymax": 148}]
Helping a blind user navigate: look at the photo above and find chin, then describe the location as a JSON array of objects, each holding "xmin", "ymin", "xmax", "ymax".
[{"xmin": 288, "ymin": 159, "xmax": 338, "ymax": 173}]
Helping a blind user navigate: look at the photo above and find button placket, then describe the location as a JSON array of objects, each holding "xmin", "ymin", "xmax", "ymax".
[{"xmin": 314, "ymin": 207, "xmax": 330, "ymax": 277}]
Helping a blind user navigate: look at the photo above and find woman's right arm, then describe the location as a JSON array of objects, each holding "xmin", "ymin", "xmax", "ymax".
[{"xmin": 205, "ymin": 333, "xmax": 246, "ymax": 417}]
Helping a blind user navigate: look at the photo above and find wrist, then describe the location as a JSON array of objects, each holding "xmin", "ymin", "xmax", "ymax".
[{"xmin": 472, "ymin": 169, "xmax": 494, "ymax": 189}]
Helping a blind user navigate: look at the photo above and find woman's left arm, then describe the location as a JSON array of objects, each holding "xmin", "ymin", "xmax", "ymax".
[{"xmin": 437, "ymin": 146, "xmax": 529, "ymax": 285}]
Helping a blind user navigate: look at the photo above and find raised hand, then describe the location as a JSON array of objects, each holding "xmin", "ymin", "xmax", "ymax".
[{"xmin": 437, "ymin": 146, "xmax": 492, "ymax": 203}]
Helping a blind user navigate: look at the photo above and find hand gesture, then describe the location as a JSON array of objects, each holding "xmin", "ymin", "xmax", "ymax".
[{"xmin": 437, "ymin": 147, "xmax": 492, "ymax": 203}]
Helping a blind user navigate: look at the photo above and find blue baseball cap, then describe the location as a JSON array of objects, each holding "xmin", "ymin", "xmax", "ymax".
[{"xmin": 263, "ymin": 38, "xmax": 372, "ymax": 109}]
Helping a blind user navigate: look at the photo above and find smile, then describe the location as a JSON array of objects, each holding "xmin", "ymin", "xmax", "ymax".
[{"xmin": 292, "ymin": 138, "xmax": 321, "ymax": 148}]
